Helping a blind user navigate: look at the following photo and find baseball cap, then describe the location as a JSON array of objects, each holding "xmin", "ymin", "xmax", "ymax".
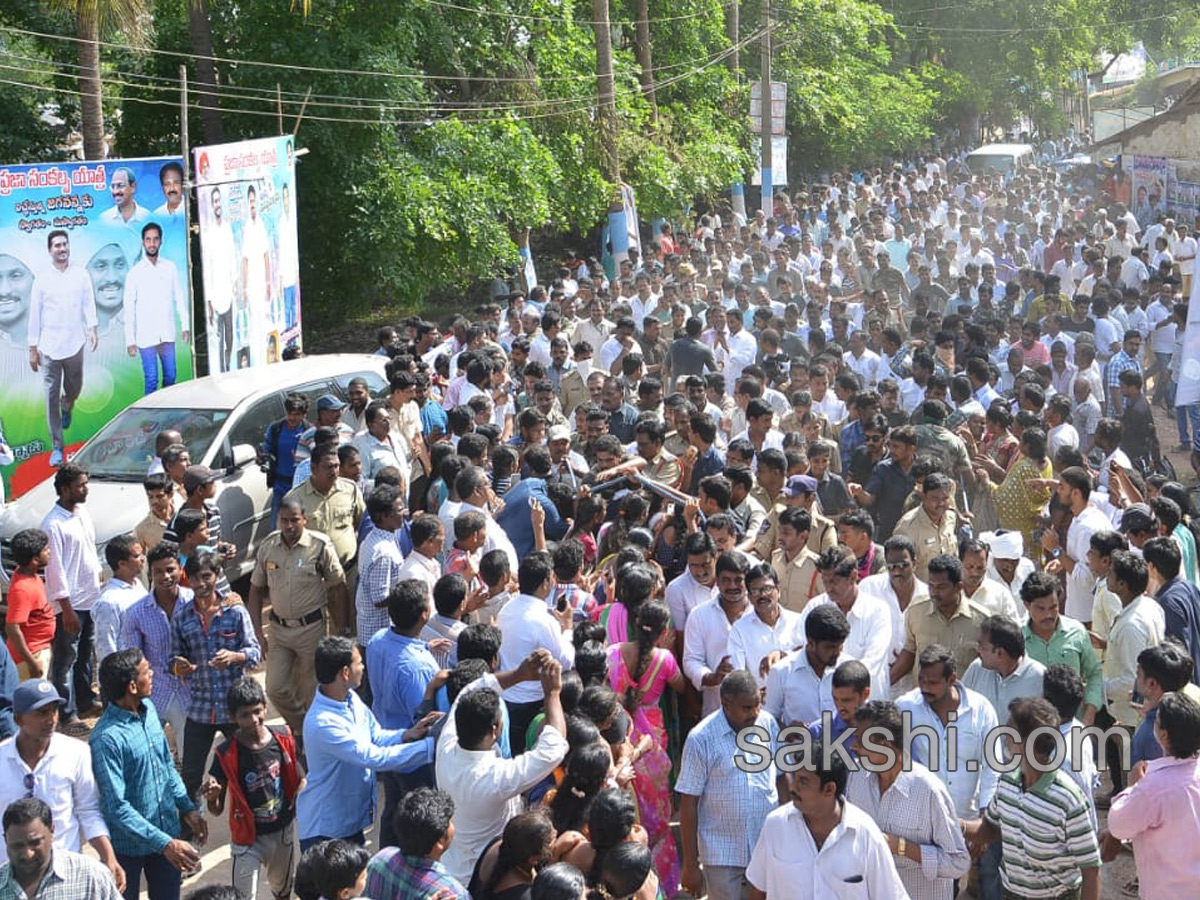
[
  {"xmin": 13, "ymin": 679, "xmax": 65, "ymax": 715},
  {"xmin": 183, "ymin": 465, "xmax": 219, "ymax": 494},
  {"xmin": 317, "ymin": 393, "xmax": 346, "ymax": 412},
  {"xmin": 784, "ymin": 475, "xmax": 819, "ymax": 497},
  {"xmin": 547, "ymin": 425, "xmax": 571, "ymax": 443}
]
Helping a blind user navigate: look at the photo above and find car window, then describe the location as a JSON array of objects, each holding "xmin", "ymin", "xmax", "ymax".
[
  {"xmin": 333, "ymin": 371, "xmax": 389, "ymax": 399},
  {"xmin": 290, "ymin": 380, "xmax": 336, "ymax": 415},
  {"xmin": 227, "ymin": 395, "xmax": 285, "ymax": 454},
  {"xmin": 71, "ymin": 408, "xmax": 230, "ymax": 481}
]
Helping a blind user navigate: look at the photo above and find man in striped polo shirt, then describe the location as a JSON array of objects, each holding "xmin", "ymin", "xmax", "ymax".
[{"xmin": 965, "ymin": 696, "xmax": 1101, "ymax": 900}]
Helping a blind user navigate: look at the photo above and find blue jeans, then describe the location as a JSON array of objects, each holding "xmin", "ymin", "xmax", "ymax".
[
  {"xmin": 51, "ymin": 610, "xmax": 94, "ymax": 718},
  {"xmin": 138, "ymin": 342, "xmax": 178, "ymax": 395},
  {"xmin": 117, "ymin": 851, "xmax": 181, "ymax": 900},
  {"xmin": 1176, "ymin": 400, "xmax": 1200, "ymax": 447}
]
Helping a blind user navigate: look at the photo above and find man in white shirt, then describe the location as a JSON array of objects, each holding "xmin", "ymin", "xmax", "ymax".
[
  {"xmin": 436, "ymin": 658, "xmax": 568, "ymax": 884},
  {"xmin": 496, "ymin": 551, "xmax": 574, "ymax": 753},
  {"xmin": 961, "ymin": 615, "xmax": 1046, "ymax": 716},
  {"xmin": 90, "ymin": 536, "xmax": 146, "ymax": 669},
  {"xmin": 240, "ymin": 185, "xmax": 272, "ymax": 365},
  {"xmin": 28, "ymin": 231, "xmax": 97, "ymax": 466},
  {"xmin": 728, "ymin": 564, "xmax": 805, "ymax": 689},
  {"xmin": 896, "ymin": 644, "xmax": 999, "ymax": 822},
  {"xmin": 843, "ymin": 331, "xmax": 882, "ymax": 389},
  {"xmin": 723, "ymin": 314, "xmax": 758, "ymax": 384},
  {"xmin": 684, "ymin": 553, "xmax": 753, "ymax": 716},
  {"xmin": 124, "ymin": 223, "xmax": 190, "ymax": 396},
  {"xmin": 1043, "ymin": 467, "xmax": 1109, "ymax": 625},
  {"xmin": 858, "ymin": 536, "xmax": 929, "ymax": 696},
  {"xmin": 746, "ymin": 744, "xmax": 909, "ymax": 900},
  {"xmin": 799, "ymin": 547, "xmax": 894, "ymax": 701},
  {"xmin": 98, "ymin": 166, "xmax": 151, "ymax": 230},
  {"xmin": 41, "ymin": 464, "xmax": 102, "ymax": 726},
  {"xmin": 764, "ymin": 604, "xmax": 852, "ymax": 729},
  {"xmin": 0, "ymin": 680, "xmax": 122, "ymax": 888},
  {"xmin": 152, "ymin": 161, "xmax": 185, "ymax": 220},
  {"xmin": 665, "ymin": 533, "xmax": 719, "ymax": 631},
  {"xmin": 203, "ymin": 187, "xmax": 237, "ymax": 372}
]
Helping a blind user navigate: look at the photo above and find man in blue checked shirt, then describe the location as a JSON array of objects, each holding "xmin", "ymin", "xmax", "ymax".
[
  {"xmin": 169, "ymin": 551, "xmax": 260, "ymax": 806},
  {"xmin": 90, "ymin": 649, "xmax": 206, "ymax": 900},
  {"xmin": 296, "ymin": 636, "xmax": 441, "ymax": 852}
]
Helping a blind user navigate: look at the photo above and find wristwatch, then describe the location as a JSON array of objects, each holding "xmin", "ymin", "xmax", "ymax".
[{"xmin": 897, "ymin": 837, "xmax": 907, "ymax": 857}]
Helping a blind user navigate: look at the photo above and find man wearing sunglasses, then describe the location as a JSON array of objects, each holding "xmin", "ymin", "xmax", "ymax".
[{"xmin": 0, "ymin": 679, "xmax": 124, "ymax": 892}]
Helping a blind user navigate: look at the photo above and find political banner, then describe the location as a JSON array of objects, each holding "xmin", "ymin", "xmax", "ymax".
[
  {"xmin": 0, "ymin": 156, "xmax": 193, "ymax": 500},
  {"xmin": 1130, "ymin": 155, "xmax": 1168, "ymax": 219},
  {"xmin": 193, "ymin": 135, "xmax": 300, "ymax": 372}
]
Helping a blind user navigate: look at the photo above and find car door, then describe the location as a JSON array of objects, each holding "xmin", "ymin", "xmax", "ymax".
[{"xmin": 214, "ymin": 392, "xmax": 285, "ymax": 580}]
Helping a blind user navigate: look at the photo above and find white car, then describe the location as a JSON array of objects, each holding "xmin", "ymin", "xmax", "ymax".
[{"xmin": 0, "ymin": 354, "xmax": 390, "ymax": 593}]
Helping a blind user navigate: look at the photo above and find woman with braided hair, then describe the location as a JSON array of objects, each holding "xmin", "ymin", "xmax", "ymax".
[
  {"xmin": 546, "ymin": 740, "xmax": 613, "ymax": 835},
  {"xmin": 605, "ymin": 601, "xmax": 684, "ymax": 897}
]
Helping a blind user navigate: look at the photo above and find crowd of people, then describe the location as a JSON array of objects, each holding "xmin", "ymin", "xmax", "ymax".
[{"xmin": 2, "ymin": 141, "xmax": 1200, "ymax": 900}]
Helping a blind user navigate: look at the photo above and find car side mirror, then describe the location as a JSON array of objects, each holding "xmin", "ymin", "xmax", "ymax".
[{"xmin": 232, "ymin": 443, "xmax": 258, "ymax": 469}]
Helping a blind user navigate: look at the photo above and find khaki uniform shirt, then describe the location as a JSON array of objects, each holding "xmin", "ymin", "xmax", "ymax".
[
  {"xmin": 772, "ymin": 546, "xmax": 824, "ymax": 614},
  {"xmin": 807, "ymin": 510, "xmax": 837, "ymax": 557},
  {"xmin": 558, "ymin": 369, "xmax": 590, "ymax": 419},
  {"xmin": 896, "ymin": 505, "xmax": 960, "ymax": 582},
  {"xmin": 903, "ymin": 595, "xmax": 987, "ymax": 675},
  {"xmin": 643, "ymin": 449, "xmax": 682, "ymax": 490},
  {"xmin": 283, "ymin": 477, "xmax": 365, "ymax": 566},
  {"xmin": 250, "ymin": 529, "xmax": 345, "ymax": 620}
]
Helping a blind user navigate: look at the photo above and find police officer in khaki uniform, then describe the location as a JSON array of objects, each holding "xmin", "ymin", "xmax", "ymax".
[
  {"xmin": 283, "ymin": 443, "xmax": 365, "ymax": 578},
  {"xmin": 249, "ymin": 497, "xmax": 348, "ymax": 738}
]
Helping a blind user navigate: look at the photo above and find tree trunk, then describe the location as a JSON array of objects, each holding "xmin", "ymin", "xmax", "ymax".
[
  {"xmin": 634, "ymin": 0, "xmax": 656, "ymax": 119},
  {"xmin": 188, "ymin": 0, "xmax": 225, "ymax": 144},
  {"xmin": 593, "ymin": 0, "xmax": 619, "ymax": 183},
  {"xmin": 76, "ymin": 7, "xmax": 105, "ymax": 160}
]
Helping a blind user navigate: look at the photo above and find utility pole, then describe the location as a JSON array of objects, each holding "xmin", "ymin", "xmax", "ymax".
[
  {"xmin": 760, "ymin": 0, "xmax": 773, "ymax": 218},
  {"xmin": 593, "ymin": 0, "xmax": 619, "ymax": 184},
  {"xmin": 179, "ymin": 64, "xmax": 199, "ymax": 376}
]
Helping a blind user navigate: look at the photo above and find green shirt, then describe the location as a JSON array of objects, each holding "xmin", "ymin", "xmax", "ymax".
[
  {"xmin": 983, "ymin": 768, "xmax": 1101, "ymax": 899},
  {"xmin": 1023, "ymin": 615, "xmax": 1104, "ymax": 713}
]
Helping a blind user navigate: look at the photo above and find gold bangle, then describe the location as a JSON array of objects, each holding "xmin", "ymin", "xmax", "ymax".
[{"xmin": 897, "ymin": 837, "xmax": 907, "ymax": 857}]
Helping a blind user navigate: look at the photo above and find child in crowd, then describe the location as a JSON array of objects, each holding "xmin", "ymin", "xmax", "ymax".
[{"xmin": 204, "ymin": 677, "xmax": 303, "ymax": 900}]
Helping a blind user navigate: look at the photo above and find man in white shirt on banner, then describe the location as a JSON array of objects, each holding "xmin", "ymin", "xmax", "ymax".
[
  {"xmin": 204, "ymin": 187, "xmax": 238, "ymax": 373},
  {"xmin": 240, "ymin": 185, "xmax": 273, "ymax": 364},
  {"xmin": 28, "ymin": 230, "xmax": 97, "ymax": 467},
  {"xmin": 124, "ymin": 223, "xmax": 190, "ymax": 396}
]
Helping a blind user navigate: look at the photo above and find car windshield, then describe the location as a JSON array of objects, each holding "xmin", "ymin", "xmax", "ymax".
[
  {"xmin": 965, "ymin": 154, "xmax": 1014, "ymax": 174},
  {"xmin": 71, "ymin": 407, "xmax": 230, "ymax": 481}
]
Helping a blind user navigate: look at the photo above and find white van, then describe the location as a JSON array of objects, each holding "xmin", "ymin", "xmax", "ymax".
[{"xmin": 963, "ymin": 143, "xmax": 1036, "ymax": 175}]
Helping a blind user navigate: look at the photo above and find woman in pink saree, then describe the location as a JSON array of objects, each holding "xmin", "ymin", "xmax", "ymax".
[{"xmin": 606, "ymin": 600, "xmax": 684, "ymax": 897}]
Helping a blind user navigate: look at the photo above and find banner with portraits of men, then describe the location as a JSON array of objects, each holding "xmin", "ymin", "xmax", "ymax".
[
  {"xmin": 0, "ymin": 156, "xmax": 194, "ymax": 499},
  {"xmin": 193, "ymin": 135, "xmax": 300, "ymax": 374}
]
